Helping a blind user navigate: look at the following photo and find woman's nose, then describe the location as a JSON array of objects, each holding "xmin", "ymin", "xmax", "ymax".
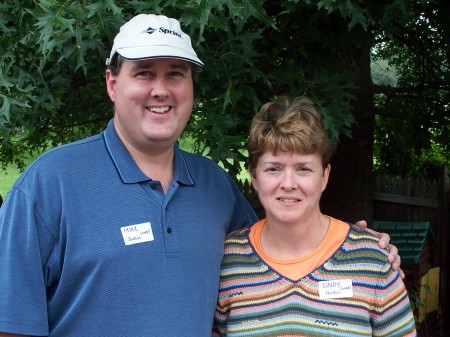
[{"xmin": 280, "ymin": 171, "xmax": 296, "ymax": 190}]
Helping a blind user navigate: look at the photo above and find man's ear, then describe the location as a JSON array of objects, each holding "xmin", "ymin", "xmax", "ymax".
[{"xmin": 105, "ymin": 69, "xmax": 117, "ymax": 102}]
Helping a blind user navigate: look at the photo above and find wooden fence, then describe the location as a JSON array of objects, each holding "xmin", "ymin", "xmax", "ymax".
[
  {"xmin": 373, "ymin": 173, "xmax": 440, "ymax": 231},
  {"xmin": 372, "ymin": 167, "xmax": 449, "ymax": 335}
]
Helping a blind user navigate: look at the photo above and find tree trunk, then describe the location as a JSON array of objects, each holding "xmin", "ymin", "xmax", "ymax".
[{"xmin": 321, "ymin": 30, "xmax": 375, "ymax": 224}]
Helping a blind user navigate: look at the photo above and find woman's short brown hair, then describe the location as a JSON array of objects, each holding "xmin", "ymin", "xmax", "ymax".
[{"xmin": 247, "ymin": 96, "xmax": 333, "ymax": 172}]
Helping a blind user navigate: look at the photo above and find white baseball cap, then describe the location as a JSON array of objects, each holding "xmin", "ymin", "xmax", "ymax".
[{"xmin": 106, "ymin": 14, "xmax": 203, "ymax": 67}]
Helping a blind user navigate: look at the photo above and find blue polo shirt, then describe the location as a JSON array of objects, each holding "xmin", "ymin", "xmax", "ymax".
[{"xmin": 0, "ymin": 119, "xmax": 258, "ymax": 336}]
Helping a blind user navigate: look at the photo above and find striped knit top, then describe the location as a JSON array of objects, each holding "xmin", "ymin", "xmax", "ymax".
[{"xmin": 213, "ymin": 219, "xmax": 417, "ymax": 337}]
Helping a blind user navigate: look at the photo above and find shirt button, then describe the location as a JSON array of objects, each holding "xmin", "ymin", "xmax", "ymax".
[
  {"xmin": 150, "ymin": 184, "xmax": 157, "ymax": 190},
  {"xmin": 167, "ymin": 227, "xmax": 172, "ymax": 234}
]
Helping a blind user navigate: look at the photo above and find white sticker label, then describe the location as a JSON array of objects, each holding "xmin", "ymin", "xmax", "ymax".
[
  {"xmin": 318, "ymin": 279, "xmax": 353, "ymax": 299},
  {"xmin": 120, "ymin": 222, "xmax": 154, "ymax": 245}
]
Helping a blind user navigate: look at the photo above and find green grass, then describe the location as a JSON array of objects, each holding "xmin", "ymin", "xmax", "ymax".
[
  {"xmin": 0, "ymin": 152, "xmax": 41, "ymax": 199},
  {"xmin": 0, "ymin": 164, "xmax": 23, "ymax": 198}
]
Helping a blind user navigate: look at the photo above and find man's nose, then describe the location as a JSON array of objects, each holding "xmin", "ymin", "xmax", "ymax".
[{"xmin": 151, "ymin": 77, "xmax": 169, "ymax": 97}]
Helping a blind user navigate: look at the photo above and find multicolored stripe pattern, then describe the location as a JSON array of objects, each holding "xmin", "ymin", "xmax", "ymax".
[{"xmin": 213, "ymin": 225, "xmax": 416, "ymax": 336}]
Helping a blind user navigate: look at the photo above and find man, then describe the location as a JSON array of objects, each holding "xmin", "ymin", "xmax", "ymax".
[{"xmin": 0, "ymin": 14, "xmax": 398, "ymax": 336}]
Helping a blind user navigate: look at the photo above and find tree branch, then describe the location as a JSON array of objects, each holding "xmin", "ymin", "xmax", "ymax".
[{"xmin": 373, "ymin": 83, "xmax": 450, "ymax": 95}]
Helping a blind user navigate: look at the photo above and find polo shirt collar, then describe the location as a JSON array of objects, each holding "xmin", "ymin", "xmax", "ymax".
[
  {"xmin": 173, "ymin": 143, "xmax": 195, "ymax": 186},
  {"xmin": 103, "ymin": 119, "xmax": 194, "ymax": 186}
]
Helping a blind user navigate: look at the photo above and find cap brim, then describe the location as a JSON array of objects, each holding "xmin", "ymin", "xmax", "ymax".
[{"xmin": 116, "ymin": 45, "xmax": 204, "ymax": 67}]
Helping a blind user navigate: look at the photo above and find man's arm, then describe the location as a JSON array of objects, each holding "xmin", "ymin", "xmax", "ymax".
[
  {"xmin": 354, "ymin": 220, "xmax": 405, "ymax": 279},
  {"xmin": 0, "ymin": 333, "xmax": 28, "ymax": 337}
]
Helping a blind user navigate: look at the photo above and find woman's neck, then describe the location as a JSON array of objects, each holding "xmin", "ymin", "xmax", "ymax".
[{"xmin": 261, "ymin": 214, "xmax": 330, "ymax": 260}]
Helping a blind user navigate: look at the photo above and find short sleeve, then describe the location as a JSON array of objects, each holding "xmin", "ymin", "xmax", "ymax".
[{"xmin": 0, "ymin": 187, "xmax": 53, "ymax": 335}]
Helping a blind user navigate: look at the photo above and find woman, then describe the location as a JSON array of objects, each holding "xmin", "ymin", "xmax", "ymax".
[{"xmin": 213, "ymin": 97, "xmax": 416, "ymax": 336}]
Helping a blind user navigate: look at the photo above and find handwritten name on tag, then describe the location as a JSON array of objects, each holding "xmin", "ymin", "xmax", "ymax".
[
  {"xmin": 318, "ymin": 279, "xmax": 353, "ymax": 299},
  {"xmin": 120, "ymin": 222, "xmax": 154, "ymax": 245}
]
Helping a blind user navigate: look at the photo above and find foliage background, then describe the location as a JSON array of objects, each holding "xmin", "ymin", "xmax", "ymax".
[
  {"xmin": 0, "ymin": 1, "xmax": 449, "ymax": 333},
  {"xmin": 0, "ymin": 0, "xmax": 449, "ymax": 217}
]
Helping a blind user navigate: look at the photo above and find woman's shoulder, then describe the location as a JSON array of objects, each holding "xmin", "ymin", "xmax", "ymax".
[
  {"xmin": 347, "ymin": 224, "xmax": 380, "ymax": 243},
  {"xmin": 223, "ymin": 227, "xmax": 253, "ymax": 255},
  {"xmin": 225, "ymin": 227, "xmax": 251, "ymax": 242},
  {"xmin": 340, "ymin": 224, "xmax": 389, "ymax": 262}
]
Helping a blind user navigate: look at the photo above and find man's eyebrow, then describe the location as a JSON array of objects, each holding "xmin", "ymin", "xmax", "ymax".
[
  {"xmin": 128, "ymin": 63, "xmax": 153, "ymax": 72},
  {"xmin": 166, "ymin": 62, "xmax": 190, "ymax": 70},
  {"xmin": 130, "ymin": 61, "xmax": 190, "ymax": 71}
]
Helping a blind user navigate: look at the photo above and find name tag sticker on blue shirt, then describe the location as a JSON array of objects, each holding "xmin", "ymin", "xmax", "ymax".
[
  {"xmin": 120, "ymin": 222, "xmax": 154, "ymax": 245},
  {"xmin": 318, "ymin": 279, "xmax": 353, "ymax": 299}
]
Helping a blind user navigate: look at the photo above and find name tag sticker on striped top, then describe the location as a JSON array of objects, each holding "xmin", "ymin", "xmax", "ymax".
[{"xmin": 318, "ymin": 279, "xmax": 353, "ymax": 299}]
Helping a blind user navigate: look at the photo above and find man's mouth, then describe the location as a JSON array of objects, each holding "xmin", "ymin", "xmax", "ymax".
[{"xmin": 148, "ymin": 106, "xmax": 170, "ymax": 113}]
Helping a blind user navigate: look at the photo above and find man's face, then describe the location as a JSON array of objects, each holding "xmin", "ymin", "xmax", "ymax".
[{"xmin": 106, "ymin": 57, "xmax": 194, "ymax": 153}]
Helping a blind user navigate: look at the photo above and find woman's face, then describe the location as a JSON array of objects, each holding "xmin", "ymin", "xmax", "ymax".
[{"xmin": 251, "ymin": 150, "xmax": 330, "ymax": 226}]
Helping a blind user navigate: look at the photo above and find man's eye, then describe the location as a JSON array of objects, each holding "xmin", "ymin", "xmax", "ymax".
[
  {"xmin": 170, "ymin": 71, "xmax": 184, "ymax": 77},
  {"xmin": 137, "ymin": 71, "xmax": 152, "ymax": 77}
]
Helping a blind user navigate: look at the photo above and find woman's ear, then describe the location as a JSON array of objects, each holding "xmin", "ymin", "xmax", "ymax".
[
  {"xmin": 249, "ymin": 167, "xmax": 258, "ymax": 192},
  {"xmin": 321, "ymin": 164, "xmax": 331, "ymax": 192}
]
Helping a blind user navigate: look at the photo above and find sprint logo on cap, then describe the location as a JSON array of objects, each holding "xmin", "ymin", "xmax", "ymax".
[
  {"xmin": 144, "ymin": 27, "xmax": 157, "ymax": 35},
  {"xmin": 143, "ymin": 26, "xmax": 182, "ymax": 38}
]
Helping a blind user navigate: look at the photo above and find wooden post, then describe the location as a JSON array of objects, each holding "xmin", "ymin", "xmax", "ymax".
[{"xmin": 438, "ymin": 166, "xmax": 449, "ymax": 334}]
